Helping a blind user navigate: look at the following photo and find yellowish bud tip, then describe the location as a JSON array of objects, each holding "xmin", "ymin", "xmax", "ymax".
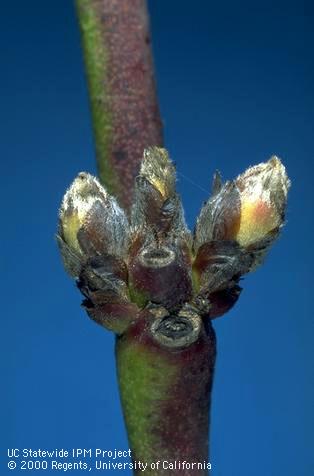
[
  {"xmin": 235, "ymin": 156, "xmax": 290, "ymax": 247},
  {"xmin": 59, "ymin": 172, "xmax": 107, "ymax": 252},
  {"xmin": 140, "ymin": 147, "xmax": 176, "ymax": 199},
  {"xmin": 62, "ymin": 214, "xmax": 81, "ymax": 253},
  {"xmin": 237, "ymin": 199, "xmax": 279, "ymax": 246}
]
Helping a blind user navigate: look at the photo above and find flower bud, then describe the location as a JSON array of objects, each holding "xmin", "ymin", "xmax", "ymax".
[
  {"xmin": 192, "ymin": 156, "xmax": 290, "ymax": 311},
  {"xmin": 58, "ymin": 172, "xmax": 129, "ymax": 277},
  {"xmin": 235, "ymin": 156, "xmax": 290, "ymax": 248}
]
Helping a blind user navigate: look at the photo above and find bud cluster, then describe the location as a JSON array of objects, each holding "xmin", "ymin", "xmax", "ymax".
[{"xmin": 57, "ymin": 147, "xmax": 290, "ymax": 332}]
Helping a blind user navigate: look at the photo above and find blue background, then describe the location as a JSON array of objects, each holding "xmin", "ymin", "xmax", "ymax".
[{"xmin": 2, "ymin": 1, "xmax": 313, "ymax": 475}]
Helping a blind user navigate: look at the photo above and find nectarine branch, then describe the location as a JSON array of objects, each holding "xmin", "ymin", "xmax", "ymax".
[{"xmin": 75, "ymin": 0, "xmax": 163, "ymax": 211}]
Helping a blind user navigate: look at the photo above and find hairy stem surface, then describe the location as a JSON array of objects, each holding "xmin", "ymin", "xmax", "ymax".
[{"xmin": 76, "ymin": 0, "xmax": 163, "ymax": 211}]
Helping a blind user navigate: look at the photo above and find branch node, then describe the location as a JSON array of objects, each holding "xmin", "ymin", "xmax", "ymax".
[{"xmin": 150, "ymin": 308, "xmax": 202, "ymax": 349}]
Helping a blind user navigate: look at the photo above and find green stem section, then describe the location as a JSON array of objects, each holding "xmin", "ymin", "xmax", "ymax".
[
  {"xmin": 116, "ymin": 313, "xmax": 216, "ymax": 475},
  {"xmin": 75, "ymin": 0, "xmax": 163, "ymax": 211}
]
